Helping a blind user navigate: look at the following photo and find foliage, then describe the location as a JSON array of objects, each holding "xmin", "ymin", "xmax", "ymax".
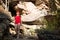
[
  {"xmin": 56, "ymin": 9, "xmax": 60, "ymax": 30},
  {"xmin": 45, "ymin": 15, "xmax": 57, "ymax": 31},
  {"xmin": 36, "ymin": 9, "xmax": 60, "ymax": 40},
  {"xmin": 36, "ymin": 29, "xmax": 60, "ymax": 40}
]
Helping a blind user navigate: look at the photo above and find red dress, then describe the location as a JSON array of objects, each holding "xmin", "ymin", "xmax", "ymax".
[{"xmin": 15, "ymin": 16, "xmax": 21, "ymax": 24}]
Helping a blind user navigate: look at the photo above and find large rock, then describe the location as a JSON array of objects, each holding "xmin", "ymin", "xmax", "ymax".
[{"xmin": 17, "ymin": 2, "xmax": 47, "ymax": 22}]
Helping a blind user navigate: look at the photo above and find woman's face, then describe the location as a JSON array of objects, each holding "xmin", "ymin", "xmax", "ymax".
[{"xmin": 16, "ymin": 11, "xmax": 20, "ymax": 15}]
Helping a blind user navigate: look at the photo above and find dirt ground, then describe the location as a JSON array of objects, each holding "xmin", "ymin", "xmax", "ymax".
[{"xmin": 3, "ymin": 34, "xmax": 38, "ymax": 40}]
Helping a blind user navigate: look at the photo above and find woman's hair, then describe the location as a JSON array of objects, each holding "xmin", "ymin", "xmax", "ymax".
[
  {"xmin": 9, "ymin": 1, "xmax": 19, "ymax": 16},
  {"xmin": 9, "ymin": 1, "xmax": 19, "ymax": 9}
]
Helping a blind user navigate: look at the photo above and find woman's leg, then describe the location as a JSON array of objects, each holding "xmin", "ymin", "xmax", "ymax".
[
  {"xmin": 17, "ymin": 23, "xmax": 20, "ymax": 39},
  {"xmin": 15, "ymin": 24, "xmax": 17, "ymax": 34}
]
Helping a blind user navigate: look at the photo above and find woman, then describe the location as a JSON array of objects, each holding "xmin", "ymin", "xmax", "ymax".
[{"xmin": 14, "ymin": 6, "xmax": 21, "ymax": 39}]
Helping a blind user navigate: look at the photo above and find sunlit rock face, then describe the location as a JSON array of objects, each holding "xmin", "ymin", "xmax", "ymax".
[
  {"xmin": 0, "ymin": 5, "xmax": 12, "ymax": 20},
  {"xmin": 35, "ymin": 0, "xmax": 49, "ymax": 5},
  {"xmin": 17, "ymin": 2, "xmax": 48, "ymax": 22},
  {"xmin": 9, "ymin": 1, "xmax": 48, "ymax": 22},
  {"xmin": 55, "ymin": 0, "xmax": 60, "ymax": 8},
  {"xmin": 21, "ymin": 16, "xmax": 47, "ymax": 36},
  {"xmin": 35, "ymin": 0, "xmax": 60, "ymax": 13},
  {"xmin": 10, "ymin": 1, "xmax": 47, "ymax": 36},
  {"xmin": 9, "ymin": 1, "xmax": 47, "ymax": 36}
]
